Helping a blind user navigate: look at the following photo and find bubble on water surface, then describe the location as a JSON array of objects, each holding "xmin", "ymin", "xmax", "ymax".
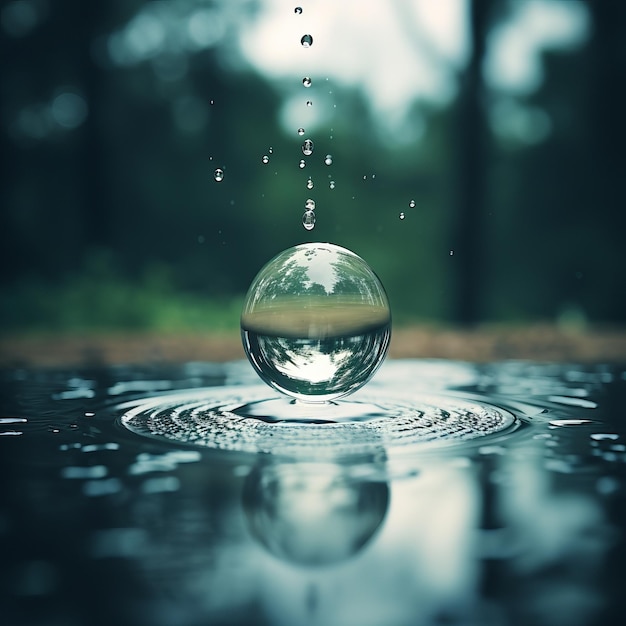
[
  {"xmin": 213, "ymin": 168, "xmax": 224, "ymax": 182},
  {"xmin": 240, "ymin": 243, "xmax": 390, "ymax": 401},
  {"xmin": 301, "ymin": 34, "xmax": 313, "ymax": 47},
  {"xmin": 302, "ymin": 139, "xmax": 314, "ymax": 156},
  {"xmin": 302, "ymin": 209, "xmax": 316, "ymax": 230},
  {"xmin": 324, "ymin": 154, "xmax": 332, "ymax": 166},
  {"xmin": 302, "ymin": 77, "xmax": 312, "ymax": 87}
]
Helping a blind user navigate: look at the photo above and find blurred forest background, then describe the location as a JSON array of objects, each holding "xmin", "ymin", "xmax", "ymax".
[{"xmin": 1, "ymin": 0, "xmax": 625, "ymax": 338}]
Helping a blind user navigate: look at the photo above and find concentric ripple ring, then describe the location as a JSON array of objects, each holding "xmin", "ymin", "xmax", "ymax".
[{"xmin": 118, "ymin": 385, "xmax": 518, "ymax": 458}]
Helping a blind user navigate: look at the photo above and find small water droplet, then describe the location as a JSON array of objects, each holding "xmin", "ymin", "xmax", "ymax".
[
  {"xmin": 324, "ymin": 154, "xmax": 332, "ymax": 166},
  {"xmin": 449, "ymin": 250, "xmax": 454, "ymax": 256},
  {"xmin": 262, "ymin": 155, "xmax": 269, "ymax": 164},
  {"xmin": 305, "ymin": 198, "xmax": 315, "ymax": 210},
  {"xmin": 294, "ymin": 7, "xmax": 302, "ymax": 15},
  {"xmin": 399, "ymin": 212, "xmax": 405, "ymax": 220},
  {"xmin": 299, "ymin": 159, "xmax": 306, "ymax": 169},
  {"xmin": 302, "ymin": 209, "xmax": 316, "ymax": 230},
  {"xmin": 210, "ymin": 99, "xmax": 214, "ymax": 105},
  {"xmin": 214, "ymin": 168, "xmax": 224, "ymax": 182},
  {"xmin": 306, "ymin": 100, "xmax": 312, "ymax": 107},
  {"xmin": 409, "ymin": 199, "xmax": 416, "ymax": 208},
  {"xmin": 302, "ymin": 139, "xmax": 314, "ymax": 156},
  {"xmin": 301, "ymin": 34, "xmax": 313, "ymax": 48},
  {"xmin": 269, "ymin": 147, "xmax": 273, "ymax": 154},
  {"xmin": 329, "ymin": 180, "xmax": 335, "ymax": 189},
  {"xmin": 306, "ymin": 177, "xmax": 314, "ymax": 190},
  {"xmin": 297, "ymin": 127, "xmax": 305, "ymax": 136},
  {"xmin": 302, "ymin": 77, "xmax": 312, "ymax": 88}
]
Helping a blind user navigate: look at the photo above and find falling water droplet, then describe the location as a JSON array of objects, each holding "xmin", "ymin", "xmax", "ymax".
[
  {"xmin": 302, "ymin": 77, "xmax": 312, "ymax": 88},
  {"xmin": 269, "ymin": 147, "xmax": 273, "ymax": 154},
  {"xmin": 324, "ymin": 155, "xmax": 332, "ymax": 166},
  {"xmin": 294, "ymin": 7, "xmax": 302, "ymax": 15},
  {"xmin": 306, "ymin": 177, "xmax": 314, "ymax": 190},
  {"xmin": 302, "ymin": 210, "xmax": 316, "ymax": 230},
  {"xmin": 297, "ymin": 127, "xmax": 305, "ymax": 136},
  {"xmin": 301, "ymin": 34, "xmax": 313, "ymax": 48},
  {"xmin": 262, "ymin": 155, "xmax": 269, "ymax": 164},
  {"xmin": 214, "ymin": 168, "xmax": 224, "ymax": 182},
  {"xmin": 329, "ymin": 180, "xmax": 335, "ymax": 189},
  {"xmin": 299, "ymin": 159, "xmax": 306, "ymax": 169},
  {"xmin": 306, "ymin": 100, "xmax": 313, "ymax": 107},
  {"xmin": 399, "ymin": 212, "xmax": 405, "ymax": 220},
  {"xmin": 302, "ymin": 139, "xmax": 314, "ymax": 156},
  {"xmin": 409, "ymin": 199, "xmax": 416, "ymax": 208},
  {"xmin": 305, "ymin": 198, "xmax": 315, "ymax": 210}
]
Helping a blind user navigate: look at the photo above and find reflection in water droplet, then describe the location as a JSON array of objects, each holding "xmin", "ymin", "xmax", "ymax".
[
  {"xmin": 305, "ymin": 198, "xmax": 315, "ymax": 210},
  {"xmin": 409, "ymin": 199, "xmax": 416, "ymax": 208},
  {"xmin": 299, "ymin": 159, "xmax": 306, "ymax": 169},
  {"xmin": 302, "ymin": 209, "xmax": 316, "ymax": 230},
  {"xmin": 303, "ymin": 77, "xmax": 312, "ymax": 87},
  {"xmin": 298, "ymin": 127, "xmax": 305, "ymax": 136},
  {"xmin": 324, "ymin": 154, "xmax": 332, "ymax": 166},
  {"xmin": 306, "ymin": 177, "xmax": 314, "ymax": 189},
  {"xmin": 399, "ymin": 212, "xmax": 405, "ymax": 220},
  {"xmin": 301, "ymin": 34, "xmax": 313, "ymax": 47},
  {"xmin": 294, "ymin": 7, "xmax": 302, "ymax": 15},
  {"xmin": 302, "ymin": 139, "xmax": 314, "ymax": 156},
  {"xmin": 261, "ymin": 155, "xmax": 269, "ymax": 164},
  {"xmin": 214, "ymin": 168, "xmax": 224, "ymax": 182},
  {"xmin": 329, "ymin": 180, "xmax": 335, "ymax": 189}
]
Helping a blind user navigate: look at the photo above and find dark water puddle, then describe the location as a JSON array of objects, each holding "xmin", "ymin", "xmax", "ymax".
[{"xmin": 1, "ymin": 359, "xmax": 626, "ymax": 626}]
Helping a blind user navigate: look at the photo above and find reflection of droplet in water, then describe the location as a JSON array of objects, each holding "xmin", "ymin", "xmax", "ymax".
[
  {"xmin": 305, "ymin": 198, "xmax": 315, "ymax": 210},
  {"xmin": 302, "ymin": 77, "xmax": 312, "ymax": 88},
  {"xmin": 306, "ymin": 100, "xmax": 312, "ymax": 107},
  {"xmin": 240, "ymin": 243, "xmax": 391, "ymax": 401},
  {"xmin": 261, "ymin": 155, "xmax": 269, "ymax": 164},
  {"xmin": 299, "ymin": 159, "xmax": 306, "ymax": 169},
  {"xmin": 302, "ymin": 139, "xmax": 314, "ymax": 156},
  {"xmin": 301, "ymin": 34, "xmax": 313, "ymax": 47},
  {"xmin": 399, "ymin": 212, "xmax": 405, "ymax": 220},
  {"xmin": 329, "ymin": 180, "xmax": 335, "ymax": 189},
  {"xmin": 306, "ymin": 177, "xmax": 314, "ymax": 190},
  {"xmin": 409, "ymin": 199, "xmax": 416, "ymax": 208},
  {"xmin": 302, "ymin": 210, "xmax": 316, "ymax": 231},
  {"xmin": 298, "ymin": 127, "xmax": 305, "ymax": 136},
  {"xmin": 214, "ymin": 168, "xmax": 224, "ymax": 182},
  {"xmin": 243, "ymin": 461, "xmax": 389, "ymax": 566},
  {"xmin": 324, "ymin": 154, "xmax": 332, "ymax": 166},
  {"xmin": 294, "ymin": 7, "xmax": 302, "ymax": 14}
]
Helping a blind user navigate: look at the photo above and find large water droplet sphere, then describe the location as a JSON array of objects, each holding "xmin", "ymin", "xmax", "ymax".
[
  {"xmin": 241, "ymin": 243, "xmax": 391, "ymax": 402},
  {"xmin": 301, "ymin": 34, "xmax": 313, "ymax": 47},
  {"xmin": 302, "ymin": 139, "xmax": 314, "ymax": 156}
]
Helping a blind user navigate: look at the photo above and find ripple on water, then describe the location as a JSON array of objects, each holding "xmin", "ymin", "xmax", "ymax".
[{"xmin": 119, "ymin": 386, "xmax": 518, "ymax": 458}]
